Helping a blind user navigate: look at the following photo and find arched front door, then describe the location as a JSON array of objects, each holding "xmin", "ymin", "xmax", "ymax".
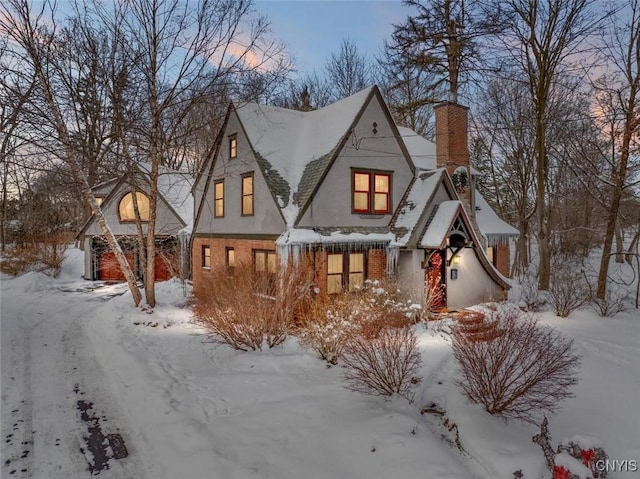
[{"xmin": 426, "ymin": 250, "xmax": 446, "ymax": 309}]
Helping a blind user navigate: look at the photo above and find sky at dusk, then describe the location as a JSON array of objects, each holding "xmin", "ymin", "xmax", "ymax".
[{"xmin": 255, "ymin": 0, "xmax": 409, "ymax": 76}]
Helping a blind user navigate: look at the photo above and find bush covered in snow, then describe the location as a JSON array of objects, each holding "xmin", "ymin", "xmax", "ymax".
[
  {"xmin": 453, "ymin": 307, "xmax": 581, "ymax": 423},
  {"xmin": 296, "ymin": 279, "xmax": 421, "ymax": 364},
  {"xmin": 548, "ymin": 256, "xmax": 589, "ymax": 317}
]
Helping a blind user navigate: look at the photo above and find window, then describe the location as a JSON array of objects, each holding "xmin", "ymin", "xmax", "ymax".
[
  {"xmin": 327, "ymin": 251, "xmax": 366, "ymax": 294},
  {"xmin": 95, "ymin": 196, "xmax": 104, "ymax": 207},
  {"xmin": 226, "ymin": 247, "xmax": 235, "ymax": 273},
  {"xmin": 214, "ymin": 180, "xmax": 224, "ymax": 217},
  {"xmin": 254, "ymin": 249, "xmax": 276, "ymax": 294},
  {"xmin": 229, "ymin": 134, "xmax": 237, "ymax": 159},
  {"xmin": 242, "ymin": 173, "xmax": 254, "ymax": 216},
  {"xmin": 202, "ymin": 245, "xmax": 211, "ymax": 268},
  {"xmin": 118, "ymin": 192, "xmax": 150, "ymax": 221},
  {"xmin": 352, "ymin": 170, "xmax": 391, "ymax": 214}
]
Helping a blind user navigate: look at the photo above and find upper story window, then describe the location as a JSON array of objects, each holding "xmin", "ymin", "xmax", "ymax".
[
  {"xmin": 229, "ymin": 134, "xmax": 237, "ymax": 159},
  {"xmin": 241, "ymin": 173, "xmax": 254, "ymax": 216},
  {"xmin": 118, "ymin": 192, "xmax": 150, "ymax": 222},
  {"xmin": 95, "ymin": 196, "xmax": 104, "ymax": 207},
  {"xmin": 214, "ymin": 179, "xmax": 224, "ymax": 217},
  {"xmin": 352, "ymin": 170, "xmax": 391, "ymax": 214}
]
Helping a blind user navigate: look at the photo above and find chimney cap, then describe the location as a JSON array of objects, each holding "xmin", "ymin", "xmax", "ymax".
[{"xmin": 434, "ymin": 101, "xmax": 469, "ymax": 111}]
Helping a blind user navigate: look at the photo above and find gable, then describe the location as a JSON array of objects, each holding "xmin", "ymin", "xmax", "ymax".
[
  {"xmin": 391, "ymin": 169, "xmax": 457, "ymax": 247},
  {"xmin": 297, "ymin": 88, "xmax": 415, "ymax": 229},
  {"xmin": 193, "ymin": 108, "xmax": 286, "ymax": 236},
  {"xmin": 83, "ymin": 177, "xmax": 187, "ymax": 237}
]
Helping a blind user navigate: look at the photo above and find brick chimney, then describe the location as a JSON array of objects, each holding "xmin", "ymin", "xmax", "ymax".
[{"xmin": 435, "ymin": 101, "xmax": 474, "ymax": 216}]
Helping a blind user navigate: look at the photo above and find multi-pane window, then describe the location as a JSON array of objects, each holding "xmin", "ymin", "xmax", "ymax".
[
  {"xmin": 214, "ymin": 180, "xmax": 224, "ymax": 217},
  {"xmin": 352, "ymin": 170, "xmax": 391, "ymax": 214},
  {"xmin": 202, "ymin": 245, "xmax": 211, "ymax": 268},
  {"xmin": 229, "ymin": 135, "xmax": 237, "ymax": 159},
  {"xmin": 242, "ymin": 173, "xmax": 254, "ymax": 216},
  {"xmin": 327, "ymin": 251, "xmax": 366, "ymax": 294},
  {"xmin": 118, "ymin": 192, "xmax": 150, "ymax": 221}
]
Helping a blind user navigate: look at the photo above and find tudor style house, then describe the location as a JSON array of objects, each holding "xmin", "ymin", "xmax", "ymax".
[
  {"xmin": 77, "ymin": 163, "xmax": 193, "ymax": 282},
  {"xmin": 192, "ymin": 86, "xmax": 517, "ymax": 308}
]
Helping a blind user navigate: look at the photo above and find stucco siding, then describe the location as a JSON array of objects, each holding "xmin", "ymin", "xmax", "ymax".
[
  {"xmin": 298, "ymin": 97, "xmax": 413, "ymax": 228},
  {"xmin": 445, "ymin": 248, "xmax": 504, "ymax": 308},
  {"xmin": 85, "ymin": 182, "xmax": 184, "ymax": 236},
  {"xmin": 195, "ymin": 112, "xmax": 286, "ymax": 236}
]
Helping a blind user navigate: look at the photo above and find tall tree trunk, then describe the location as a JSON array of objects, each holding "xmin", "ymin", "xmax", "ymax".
[
  {"xmin": 536, "ymin": 108, "xmax": 550, "ymax": 290},
  {"xmin": 615, "ymin": 222, "xmax": 624, "ymax": 263}
]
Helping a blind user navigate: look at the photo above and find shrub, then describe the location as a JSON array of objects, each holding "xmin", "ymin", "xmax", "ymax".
[
  {"xmin": 297, "ymin": 294, "xmax": 359, "ymax": 364},
  {"xmin": 0, "ymin": 240, "xmax": 68, "ymax": 277},
  {"xmin": 517, "ymin": 268, "xmax": 543, "ymax": 311},
  {"xmin": 296, "ymin": 279, "xmax": 415, "ymax": 363},
  {"xmin": 548, "ymin": 257, "xmax": 589, "ymax": 317},
  {"xmin": 342, "ymin": 325, "xmax": 422, "ymax": 400},
  {"xmin": 590, "ymin": 289, "xmax": 629, "ymax": 317},
  {"xmin": 452, "ymin": 308, "xmax": 581, "ymax": 424},
  {"xmin": 194, "ymin": 262, "xmax": 313, "ymax": 351}
]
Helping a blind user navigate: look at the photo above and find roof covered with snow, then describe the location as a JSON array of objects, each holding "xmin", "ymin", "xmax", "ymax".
[
  {"xmin": 137, "ymin": 163, "xmax": 194, "ymax": 234},
  {"xmin": 391, "ymin": 169, "xmax": 446, "ymax": 246},
  {"xmin": 235, "ymin": 87, "xmax": 376, "ymax": 227},
  {"xmin": 276, "ymin": 227, "xmax": 394, "ymax": 246},
  {"xmin": 420, "ymin": 201, "xmax": 464, "ymax": 249},
  {"xmin": 474, "ymin": 191, "xmax": 518, "ymax": 244},
  {"xmin": 397, "ymin": 127, "xmax": 437, "ymax": 171}
]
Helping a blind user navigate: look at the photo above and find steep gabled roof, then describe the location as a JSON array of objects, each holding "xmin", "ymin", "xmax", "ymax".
[
  {"xmin": 76, "ymin": 164, "xmax": 194, "ymax": 238},
  {"xmin": 233, "ymin": 86, "xmax": 412, "ymax": 227},
  {"xmin": 390, "ymin": 169, "xmax": 456, "ymax": 246},
  {"xmin": 474, "ymin": 191, "xmax": 519, "ymax": 244}
]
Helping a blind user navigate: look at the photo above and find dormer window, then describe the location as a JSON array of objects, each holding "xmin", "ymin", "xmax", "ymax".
[
  {"xmin": 352, "ymin": 169, "xmax": 391, "ymax": 214},
  {"xmin": 229, "ymin": 134, "xmax": 237, "ymax": 159},
  {"xmin": 118, "ymin": 192, "xmax": 150, "ymax": 222}
]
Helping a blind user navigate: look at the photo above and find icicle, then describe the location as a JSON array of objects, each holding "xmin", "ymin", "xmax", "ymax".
[{"xmin": 386, "ymin": 245, "xmax": 399, "ymax": 275}]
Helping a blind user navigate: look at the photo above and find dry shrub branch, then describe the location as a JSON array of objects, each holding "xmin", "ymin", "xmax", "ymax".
[
  {"xmin": 194, "ymin": 262, "xmax": 313, "ymax": 351},
  {"xmin": 453, "ymin": 308, "xmax": 581, "ymax": 423}
]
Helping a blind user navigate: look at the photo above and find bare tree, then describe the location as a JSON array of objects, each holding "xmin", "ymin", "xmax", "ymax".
[
  {"xmin": 592, "ymin": 0, "xmax": 640, "ymax": 299},
  {"xmin": 497, "ymin": 0, "xmax": 611, "ymax": 290},
  {"xmin": 121, "ymin": 0, "xmax": 289, "ymax": 307},
  {"xmin": 324, "ymin": 38, "xmax": 373, "ymax": 101},
  {"xmin": 0, "ymin": 0, "xmax": 144, "ymax": 305}
]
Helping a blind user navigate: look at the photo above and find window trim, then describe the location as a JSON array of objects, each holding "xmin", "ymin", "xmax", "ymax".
[
  {"xmin": 202, "ymin": 245, "xmax": 211, "ymax": 268},
  {"xmin": 229, "ymin": 134, "xmax": 237, "ymax": 159},
  {"xmin": 241, "ymin": 172, "xmax": 254, "ymax": 217},
  {"xmin": 117, "ymin": 191, "xmax": 150, "ymax": 223},
  {"xmin": 214, "ymin": 179, "xmax": 224, "ymax": 218},
  {"xmin": 351, "ymin": 169, "xmax": 392, "ymax": 215}
]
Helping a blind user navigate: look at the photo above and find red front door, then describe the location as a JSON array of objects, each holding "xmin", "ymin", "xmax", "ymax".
[{"xmin": 426, "ymin": 250, "xmax": 446, "ymax": 309}]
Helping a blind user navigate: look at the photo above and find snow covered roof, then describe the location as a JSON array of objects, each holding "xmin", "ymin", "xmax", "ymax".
[
  {"xmin": 391, "ymin": 169, "xmax": 446, "ymax": 246},
  {"xmin": 137, "ymin": 163, "xmax": 194, "ymax": 234},
  {"xmin": 235, "ymin": 87, "xmax": 376, "ymax": 227},
  {"xmin": 474, "ymin": 191, "xmax": 518, "ymax": 245},
  {"xmin": 398, "ymin": 127, "xmax": 437, "ymax": 170},
  {"xmin": 420, "ymin": 201, "xmax": 464, "ymax": 249},
  {"xmin": 276, "ymin": 227, "xmax": 394, "ymax": 246}
]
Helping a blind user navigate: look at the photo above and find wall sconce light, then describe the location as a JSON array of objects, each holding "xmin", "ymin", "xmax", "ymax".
[{"xmin": 452, "ymin": 254, "xmax": 461, "ymax": 265}]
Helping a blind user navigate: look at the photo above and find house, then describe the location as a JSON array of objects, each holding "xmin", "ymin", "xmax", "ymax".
[
  {"xmin": 77, "ymin": 163, "xmax": 193, "ymax": 282},
  {"xmin": 191, "ymin": 86, "xmax": 517, "ymax": 309}
]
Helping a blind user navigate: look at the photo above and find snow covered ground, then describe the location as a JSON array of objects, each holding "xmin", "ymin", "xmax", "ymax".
[{"xmin": 1, "ymin": 247, "xmax": 639, "ymax": 478}]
